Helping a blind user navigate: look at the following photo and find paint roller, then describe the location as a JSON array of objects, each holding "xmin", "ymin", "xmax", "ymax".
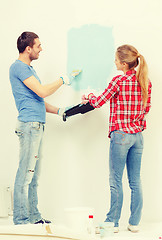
[{"xmin": 62, "ymin": 102, "xmax": 95, "ymax": 121}]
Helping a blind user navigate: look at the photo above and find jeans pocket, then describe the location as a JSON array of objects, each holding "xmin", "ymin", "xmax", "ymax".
[
  {"xmin": 32, "ymin": 122, "xmax": 40, "ymax": 130},
  {"xmin": 139, "ymin": 132, "xmax": 144, "ymax": 146},
  {"xmin": 112, "ymin": 131, "xmax": 130, "ymax": 145}
]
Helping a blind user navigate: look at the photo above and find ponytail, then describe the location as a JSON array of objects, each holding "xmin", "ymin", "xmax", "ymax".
[
  {"xmin": 136, "ymin": 54, "xmax": 148, "ymax": 107},
  {"xmin": 117, "ymin": 45, "xmax": 149, "ymax": 107}
]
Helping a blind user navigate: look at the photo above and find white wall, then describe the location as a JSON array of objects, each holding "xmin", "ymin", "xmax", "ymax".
[{"xmin": 0, "ymin": 0, "xmax": 162, "ymax": 226}]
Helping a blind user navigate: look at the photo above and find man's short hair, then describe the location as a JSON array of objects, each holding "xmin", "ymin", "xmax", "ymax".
[{"xmin": 17, "ymin": 32, "xmax": 39, "ymax": 53}]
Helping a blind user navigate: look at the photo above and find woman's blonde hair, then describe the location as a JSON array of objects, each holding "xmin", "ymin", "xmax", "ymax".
[{"xmin": 116, "ymin": 44, "xmax": 148, "ymax": 106}]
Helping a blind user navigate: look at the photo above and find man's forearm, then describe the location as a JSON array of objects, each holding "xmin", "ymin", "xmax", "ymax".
[
  {"xmin": 23, "ymin": 76, "xmax": 64, "ymax": 98},
  {"xmin": 42, "ymin": 78, "xmax": 63, "ymax": 98},
  {"xmin": 45, "ymin": 102, "xmax": 59, "ymax": 114}
]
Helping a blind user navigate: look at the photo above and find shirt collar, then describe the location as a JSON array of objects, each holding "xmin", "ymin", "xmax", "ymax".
[{"xmin": 125, "ymin": 70, "xmax": 136, "ymax": 75}]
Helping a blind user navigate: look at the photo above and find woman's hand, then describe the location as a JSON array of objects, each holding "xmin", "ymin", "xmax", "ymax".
[{"xmin": 81, "ymin": 94, "xmax": 89, "ymax": 104}]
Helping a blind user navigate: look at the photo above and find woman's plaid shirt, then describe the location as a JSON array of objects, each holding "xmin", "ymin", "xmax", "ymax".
[{"xmin": 89, "ymin": 70, "xmax": 152, "ymax": 137}]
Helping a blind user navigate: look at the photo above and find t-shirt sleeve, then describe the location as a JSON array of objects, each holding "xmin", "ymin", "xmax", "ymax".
[{"xmin": 14, "ymin": 63, "xmax": 33, "ymax": 82}]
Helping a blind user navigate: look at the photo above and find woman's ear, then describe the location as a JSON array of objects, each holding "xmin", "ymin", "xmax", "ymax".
[
  {"xmin": 122, "ymin": 62, "xmax": 127, "ymax": 67},
  {"xmin": 122, "ymin": 62, "xmax": 129, "ymax": 70}
]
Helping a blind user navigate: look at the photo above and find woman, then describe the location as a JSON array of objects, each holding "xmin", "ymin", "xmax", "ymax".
[{"xmin": 82, "ymin": 45, "xmax": 152, "ymax": 233}]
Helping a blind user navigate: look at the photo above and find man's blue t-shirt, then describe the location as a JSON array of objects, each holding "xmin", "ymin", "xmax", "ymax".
[{"xmin": 9, "ymin": 60, "xmax": 46, "ymax": 123}]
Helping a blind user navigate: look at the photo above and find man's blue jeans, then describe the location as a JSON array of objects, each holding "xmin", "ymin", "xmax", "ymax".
[
  {"xmin": 13, "ymin": 121, "xmax": 45, "ymax": 225},
  {"xmin": 105, "ymin": 131, "xmax": 143, "ymax": 227}
]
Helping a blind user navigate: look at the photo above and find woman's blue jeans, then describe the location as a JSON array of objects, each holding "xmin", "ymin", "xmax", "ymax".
[
  {"xmin": 13, "ymin": 121, "xmax": 45, "ymax": 225},
  {"xmin": 105, "ymin": 131, "xmax": 143, "ymax": 227}
]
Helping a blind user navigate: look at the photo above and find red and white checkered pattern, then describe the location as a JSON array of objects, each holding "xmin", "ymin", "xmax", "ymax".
[{"xmin": 89, "ymin": 70, "xmax": 152, "ymax": 137}]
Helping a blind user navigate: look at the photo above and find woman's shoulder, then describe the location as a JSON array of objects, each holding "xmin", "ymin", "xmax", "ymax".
[{"xmin": 111, "ymin": 74, "xmax": 123, "ymax": 83}]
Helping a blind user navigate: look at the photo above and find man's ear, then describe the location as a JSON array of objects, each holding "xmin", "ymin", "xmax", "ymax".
[{"xmin": 26, "ymin": 46, "xmax": 31, "ymax": 54}]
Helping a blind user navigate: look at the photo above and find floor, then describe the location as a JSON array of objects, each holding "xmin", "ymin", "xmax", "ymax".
[{"xmin": 0, "ymin": 217, "xmax": 161, "ymax": 240}]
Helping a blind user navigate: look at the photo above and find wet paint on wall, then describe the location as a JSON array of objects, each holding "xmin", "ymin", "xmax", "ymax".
[{"xmin": 67, "ymin": 24, "xmax": 115, "ymax": 91}]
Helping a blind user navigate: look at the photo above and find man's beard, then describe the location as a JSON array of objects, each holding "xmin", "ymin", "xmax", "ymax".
[{"xmin": 29, "ymin": 53, "xmax": 39, "ymax": 61}]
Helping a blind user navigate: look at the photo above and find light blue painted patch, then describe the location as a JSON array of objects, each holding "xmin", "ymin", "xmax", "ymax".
[{"xmin": 67, "ymin": 24, "xmax": 114, "ymax": 91}]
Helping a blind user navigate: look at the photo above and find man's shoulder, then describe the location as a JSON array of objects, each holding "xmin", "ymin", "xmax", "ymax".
[
  {"xmin": 10, "ymin": 60, "xmax": 35, "ymax": 86},
  {"xmin": 10, "ymin": 60, "xmax": 33, "ymax": 78},
  {"xmin": 10, "ymin": 60, "xmax": 22, "ymax": 73},
  {"xmin": 10, "ymin": 60, "xmax": 27, "ymax": 69},
  {"xmin": 10, "ymin": 59, "xmax": 26, "ymax": 68}
]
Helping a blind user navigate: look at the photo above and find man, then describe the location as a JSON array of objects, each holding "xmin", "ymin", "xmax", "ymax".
[{"xmin": 9, "ymin": 31, "xmax": 79, "ymax": 225}]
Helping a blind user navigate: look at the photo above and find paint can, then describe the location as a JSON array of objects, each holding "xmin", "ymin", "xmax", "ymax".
[{"xmin": 64, "ymin": 207, "xmax": 94, "ymax": 234}]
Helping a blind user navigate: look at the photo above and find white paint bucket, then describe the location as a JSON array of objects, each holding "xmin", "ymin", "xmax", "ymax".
[{"xmin": 64, "ymin": 207, "xmax": 94, "ymax": 234}]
